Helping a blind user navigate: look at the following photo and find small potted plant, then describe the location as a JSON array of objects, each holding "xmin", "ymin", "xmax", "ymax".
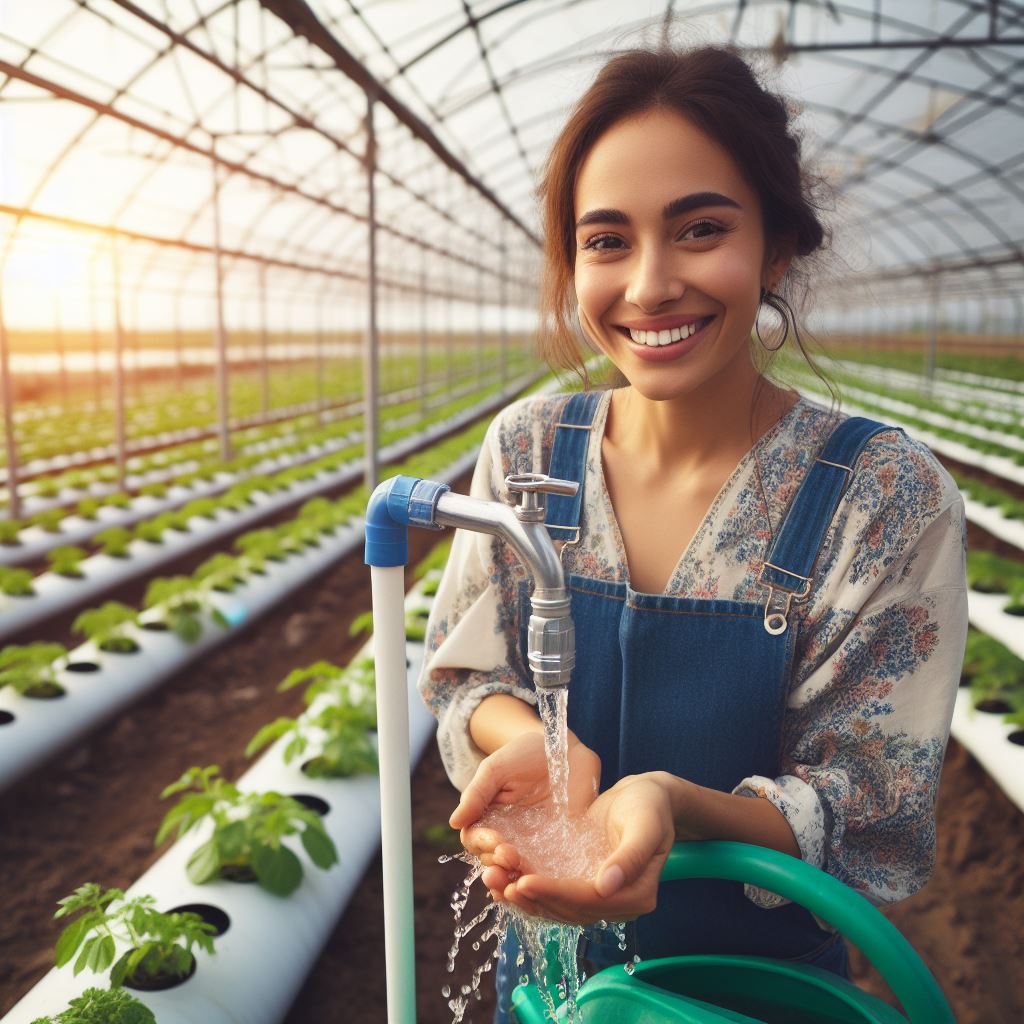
[
  {"xmin": 52, "ymin": 883, "xmax": 216, "ymax": 990},
  {"xmin": 0, "ymin": 642, "xmax": 68, "ymax": 698},
  {"xmin": 156, "ymin": 765, "xmax": 338, "ymax": 895},
  {"xmin": 0, "ymin": 517, "xmax": 25, "ymax": 545},
  {"xmin": 71, "ymin": 602, "xmax": 141, "ymax": 654},
  {"xmin": 47, "ymin": 545, "xmax": 88, "ymax": 580},
  {"xmin": 142, "ymin": 576, "xmax": 229, "ymax": 643},
  {"xmin": 0, "ymin": 565, "xmax": 36, "ymax": 597},
  {"xmin": 96, "ymin": 526, "xmax": 133, "ymax": 559},
  {"xmin": 29, "ymin": 986, "xmax": 156, "ymax": 1024}
]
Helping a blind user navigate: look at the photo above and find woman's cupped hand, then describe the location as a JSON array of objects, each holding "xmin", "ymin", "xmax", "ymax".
[{"xmin": 476, "ymin": 772, "xmax": 678, "ymax": 927}]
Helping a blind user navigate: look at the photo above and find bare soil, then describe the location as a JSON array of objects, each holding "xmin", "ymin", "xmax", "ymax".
[{"xmin": 1, "ymin": 464, "xmax": 1022, "ymax": 1024}]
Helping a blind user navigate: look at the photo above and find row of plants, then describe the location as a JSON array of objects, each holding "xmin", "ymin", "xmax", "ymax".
[
  {"xmin": 8, "ymin": 345, "xmax": 530, "ymax": 469},
  {"xmin": 951, "ymin": 471, "xmax": 1024, "ymax": 524},
  {"xmin": 965, "ymin": 550, "xmax": 1024, "ymax": 620},
  {"xmin": 828, "ymin": 347, "xmax": 1024, "ymax": 386},
  {"xmin": 0, "ymin": 371, "xmax": 516, "ymax": 560},
  {"xmin": 7, "ymin": 364, "xmax": 487, "ymax": 515},
  {"xmin": 961, "ymin": 627, "xmax": 1024, "ymax": 728},
  {"xmin": 18, "ymin": 547, "xmax": 446, "ymax": 1023}
]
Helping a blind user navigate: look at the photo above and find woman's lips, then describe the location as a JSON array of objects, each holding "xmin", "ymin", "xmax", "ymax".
[{"xmin": 615, "ymin": 315, "xmax": 715, "ymax": 362}]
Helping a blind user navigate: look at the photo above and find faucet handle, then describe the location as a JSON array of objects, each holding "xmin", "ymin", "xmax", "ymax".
[{"xmin": 504, "ymin": 473, "xmax": 579, "ymax": 521}]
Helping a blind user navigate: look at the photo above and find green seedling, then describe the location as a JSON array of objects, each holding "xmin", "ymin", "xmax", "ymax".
[
  {"xmin": 278, "ymin": 657, "xmax": 375, "ymax": 706},
  {"xmin": 0, "ymin": 565, "xmax": 35, "ymax": 597},
  {"xmin": 31, "ymin": 508, "xmax": 66, "ymax": 534},
  {"xmin": 52, "ymin": 883, "xmax": 216, "ymax": 988},
  {"xmin": 193, "ymin": 553, "xmax": 247, "ymax": 592},
  {"xmin": 156, "ymin": 765, "xmax": 338, "ymax": 896},
  {"xmin": 103, "ymin": 492, "xmax": 132, "ymax": 510},
  {"xmin": 349, "ymin": 610, "xmax": 374, "ymax": 639},
  {"xmin": 180, "ymin": 497, "xmax": 220, "ymax": 521},
  {"xmin": 29, "ymin": 986, "xmax": 156, "ymax": 1024},
  {"xmin": 132, "ymin": 519, "xmax": 167, "ymax": 545},
  {"xmin": 72, "ymin": 602, "xmax": 140, "ymax": 654},
  {"xmin": 142, "ymin": 576, "xmax": 228, "ymax": 643},
  {"xmin": 246, "ymin": 703, "xmax": 378, "ymax": 779},
  {"xmin": 47, "ymin": 545, "xmax": 88, "ymax": 579},
  {"xmin": 0, "ymin": 642, "xmax": 67, "ymax": 697},
  {"xmin": 0, "ymin": 518, "xmax": 24, "ymax": 544},
  {"xmin": 138, "ymin": 481, "xmax": 168, "ymax": 499},
  {"xmin": 235, "ymin": 527, "xmax": 289, "ymax": 562},
  {"xmin": 75, "ymin": 498, "xmax": 101, "ymax": 520},
  {"xmin": 96, "ymin": 526, "xmax": 133, "ymax": 559},
  {"xmin": 966, "ymin": 551, "xmax": 1021, "ymax": 594},
  {"xmin": 34, "ymin": 477, "xmax": 62, "ymax": 499}
]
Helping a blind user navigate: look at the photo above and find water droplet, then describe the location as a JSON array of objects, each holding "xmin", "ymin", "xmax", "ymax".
[
  {"xmin": 461, "ymin": 984, "xmax": 471, "ymax": 995},
  {"xmin": 472, "ymin": 940, "xmax": 480, "ymax": 950},
  {"xmin": 442, "ymin": 984, "xmax": 451, "ymax": 998},
  {"xmin": 597, "ymin": 919, "xmax": 607, "ymax": 929},
  {"xmin": 632, "ymin": 954, "xmax": 641, "ymax": 964},
  {"xmin": 519, "ymin": 973, "xmax": 529, "ymax": 986},
  {"xmin": 618, "ymin": 941, "xmax": 627, "ymax": 950},
  {"xmin": 624, "ymin": 961, "xmax": 635, "ymax": 975}
]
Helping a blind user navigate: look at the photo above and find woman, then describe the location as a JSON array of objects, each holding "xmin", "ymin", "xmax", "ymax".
[{"xmin": 418, "ymin": 45, "xmax": 968, "ymax": 1018}]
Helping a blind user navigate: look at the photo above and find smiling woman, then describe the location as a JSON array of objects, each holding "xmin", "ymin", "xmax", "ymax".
[{"xmin": 417, "ymin": 45, "xmax": 968, "ymax": 1024}]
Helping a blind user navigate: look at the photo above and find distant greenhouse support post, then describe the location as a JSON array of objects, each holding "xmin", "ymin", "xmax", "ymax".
[{"xmin": 362, "ymin": 91, "xmax": 380, "ymax": 492}]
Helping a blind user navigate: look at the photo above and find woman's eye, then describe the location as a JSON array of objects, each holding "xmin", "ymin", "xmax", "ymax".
[
  {"xmin": 680, "ymin": 220, "xmax": 724, "ymax": 241},
  {"xmin": 581, "ymin": 234, "xmax": 625, "ymax": 252}
]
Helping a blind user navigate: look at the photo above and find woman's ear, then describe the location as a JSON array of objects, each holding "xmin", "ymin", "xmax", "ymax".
[{"xmin": 763, "ymin": 236, "xmax": 796, "ymax": 292}]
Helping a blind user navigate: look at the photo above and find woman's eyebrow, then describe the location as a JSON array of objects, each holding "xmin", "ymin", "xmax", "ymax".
[{"xmin": 575, "ymin": 191, "xmax": 741, "ymax": 230}]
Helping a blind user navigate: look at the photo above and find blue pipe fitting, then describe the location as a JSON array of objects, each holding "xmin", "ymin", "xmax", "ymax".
[{"xmin": 364, "ymin": 475, "xmax": 451, "ymax": 567}]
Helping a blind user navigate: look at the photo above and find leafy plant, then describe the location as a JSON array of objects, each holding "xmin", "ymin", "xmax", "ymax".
[
  {"xmin": 0, "ymin": 517, "xmax": 24, "ymax": 544},
  {"xmin": 0, "ymin": 565, "xmax": 36, "ymax": 596},
  {"xmin": 103, "ymin": 492, "xmax": 132, "ymax": 510},
  {"xmin": 139, "ymin": 482, "xmax": 168, "ymax": 499},
  {"xmin": 349, "ymin": 610, "xmax": 373, "ymax": 639},
  {"xmin": 0, "ymin": 642, "xmax": 67, "ymax": 697},
  {"xmin": 156, "ymin": 766, "xmax": 338, "ymax": 896},
  {"xmin": 180, "ymin": 497, "xmax": 219, "ymax": 521},
  {"xmin": 34, "ymin": 477, "xmax": 62, "ymax": 499},
  {"xmin": 234, "ymin": 527, "xmax": 288, "ymax": 562},
  {"xmin": 71, "ymin": 602, "xmax": 140, "ymax": 653},
  {"xmin": 75, "ymin": 498, "xmax": 101, "ymax": 520},
  {"xmin": 48, "ymin": 545, "xmax": 88, "ymax": 579},
  {"xmin": 193, "ymin": 553, "xmax": 247, "ymax": 593},
  {"xmin": 52, "ymin": 883, "xmax": 216, "ymax": 988},
  {"xmin": 29, "ymin": 986, "xmax": 156, "ymax": 1024},
  {"xmin": 31, "ymin": 508, "xmax": 66, "ymax": 534},
  {"xmin": 142, "ymin": 576, "xmax": 228, "ymax": 643},
  {"xmin": 96, "ymin": 526, "xmax": 133, "ymax": 559}
]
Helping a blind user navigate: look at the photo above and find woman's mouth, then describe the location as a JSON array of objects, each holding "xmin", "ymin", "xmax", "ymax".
[{"xmin": 614, "ymin": 315, "xmax": 716, "ymax": 361}]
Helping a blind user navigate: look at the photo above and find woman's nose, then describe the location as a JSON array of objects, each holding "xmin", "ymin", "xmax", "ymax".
[{"xmin": 624, "ymin": 247, "xmax": 685, "ymax": 312}]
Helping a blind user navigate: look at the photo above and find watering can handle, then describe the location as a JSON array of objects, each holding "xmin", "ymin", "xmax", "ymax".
[{"xmin": 659, "ymin": 841, "xmax": 954, "ymax": 1024}]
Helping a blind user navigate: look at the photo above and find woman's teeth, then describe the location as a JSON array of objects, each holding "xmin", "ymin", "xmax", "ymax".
[{"xmin": 627, "ymin": 320, "xmax": 705, "ymax": 346}]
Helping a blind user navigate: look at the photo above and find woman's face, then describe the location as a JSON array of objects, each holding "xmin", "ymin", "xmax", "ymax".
[{"xmin": 573, "ymin": 107, "xmax": 789, "ymax": 403}]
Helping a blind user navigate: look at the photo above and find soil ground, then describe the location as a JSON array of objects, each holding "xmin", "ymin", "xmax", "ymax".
[{"xmin": 1, "ymin": 467, "xmax": 1023, "ymax": 1024}]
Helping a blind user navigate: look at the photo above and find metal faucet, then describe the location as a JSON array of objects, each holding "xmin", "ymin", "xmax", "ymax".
[
  {"xmin": 366, "ymin": 469, "xmax": 579, "ymax": 689},
  {"xmin": 432, "ymin": 472, "xmax": 578, "ymax": 689}
]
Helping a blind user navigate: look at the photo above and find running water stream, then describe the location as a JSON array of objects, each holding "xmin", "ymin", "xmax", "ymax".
[{"xmin": 441, "ymin": 687, "xmax": 623, "ymax": 1022}]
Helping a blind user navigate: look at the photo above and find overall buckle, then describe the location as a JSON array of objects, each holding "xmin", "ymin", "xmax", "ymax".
[{"xmin": 756, "ymin": 562, "xmax": 812, "ymax": 636}]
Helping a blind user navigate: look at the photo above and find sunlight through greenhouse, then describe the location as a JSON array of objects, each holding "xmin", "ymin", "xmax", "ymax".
[{"xmin": 0, "ymin": 2, "xmax": 1021, "ymax": 1023}]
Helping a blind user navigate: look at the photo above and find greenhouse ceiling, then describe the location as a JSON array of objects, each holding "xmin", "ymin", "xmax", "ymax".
[{"xmin": 1, "ymin": 0, "xmax": 1022, "ymax": 328}]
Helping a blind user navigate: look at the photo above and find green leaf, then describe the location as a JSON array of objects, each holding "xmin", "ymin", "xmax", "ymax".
[
  {"xmin": 54, "ymin": 915, "xmax": 91, "ymax": 967},
  {"xmin": 252, "ymin": 842, "xmax": 303, "ymax": 896},
  {"xmin": 186, "ymin": 839, "xmax": 221, "ymax": 885},
  {"xmin": 214, "ymin": 820, "xmax": 248, "ymax": 860},
  {"xmin": 300, "ymin": 825, "xmax": 339, "ymax": 870}
]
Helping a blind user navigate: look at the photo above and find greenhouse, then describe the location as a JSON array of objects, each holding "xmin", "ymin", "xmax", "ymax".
[{"xmin": 0, "ymin": 1, "xmax": 1021, "ymax": 1022}]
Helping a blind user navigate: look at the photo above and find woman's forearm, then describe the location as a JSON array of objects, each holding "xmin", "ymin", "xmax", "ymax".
[
  {"xmin": 468, "ymin": 693, "xmax": 544, "ymax": 754},
  {"xmin": 653, "ymin": 772, "xmax": 800, "ymax": 858}
]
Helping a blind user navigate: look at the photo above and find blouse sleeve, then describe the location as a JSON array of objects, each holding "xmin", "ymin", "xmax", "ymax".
[
  {"xmin": 417, "ymin": 398, "xmax": 549, "ymax": 790},
  {"xmin": 733, "ymin": 431, "xmax": 969, "ymax": 910}
]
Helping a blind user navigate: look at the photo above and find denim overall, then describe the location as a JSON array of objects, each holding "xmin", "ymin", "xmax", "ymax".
[{"xmin": 493, "ymin": 392, "xmax": 896, "ymax": 1022}]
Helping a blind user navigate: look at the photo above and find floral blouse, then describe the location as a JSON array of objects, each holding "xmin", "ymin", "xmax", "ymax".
[{"xmin": 418, "ymin": 388, "xmax": 968, "ymax": 909}]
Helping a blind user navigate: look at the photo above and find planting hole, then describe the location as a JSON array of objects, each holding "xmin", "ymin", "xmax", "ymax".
[
  {"xmin": 220, "ymin": 863, "xmax": 258, "ymax": 883},
  {"xmin": 140, "ymin": 620, "xmax": 170, "ymax": 632},
  {"xmin": 0, "ymin": 711, "xmax": 14, "ymax": 726},
  {"xmin": 165, "ymin": 902, "xmax": 230, "ymax": 936},
  {"xmin": 974, "ymin": 698, "xmax": 1014, "ymax": 714},
  {"xmin": 1008, "ymin": 731, "xmax": 1024, "ymax": 747},
  {"xmin": 123, "ymin": 952, "xmax": 196, "ymax": 991},
  {"xmin": 65, "ymin": 660, "xmax": 101, "ymax": 673},
  {"xmin": 289, "ymin": 792, "xmax": 330, "ymax": 816}
]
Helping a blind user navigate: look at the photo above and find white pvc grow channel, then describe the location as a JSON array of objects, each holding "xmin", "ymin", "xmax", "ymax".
[
  {"xmin": 0, "ymin": 588, "xmax": 437, "ymax": 1024},
  {"xmin": 0, "ymin": 448, "xmax": 478, "ymax": 792}
]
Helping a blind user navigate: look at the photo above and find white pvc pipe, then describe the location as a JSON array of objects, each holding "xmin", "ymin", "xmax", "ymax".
[
  {"xmin": 950, "ymin": 688, "xmax": 1024, "ymax": 815},
  {"xmin": 370, "ymin": 565, "xmax": 417, "ymax": 1024},
  {"xmin": 0, "ymin": 595, "xmax": 438, "ymax": 1024}
]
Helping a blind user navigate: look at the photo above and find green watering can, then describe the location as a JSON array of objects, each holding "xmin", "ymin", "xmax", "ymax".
[{"xmin": 511, "ymin": 841, "xmax": 955, "ymax": 1024}]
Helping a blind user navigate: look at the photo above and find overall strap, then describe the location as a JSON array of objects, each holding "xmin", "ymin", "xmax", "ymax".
[
  {"xmin": 758, "ymin": 415, "xmax": 897, "ymax": 635},
  {"xmin": 544, "ymin": 390, "xmax": 603, "ymax": 542}
]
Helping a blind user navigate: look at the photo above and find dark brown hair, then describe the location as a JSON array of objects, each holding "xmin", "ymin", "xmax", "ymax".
[{"xmin": 537, "ymin": 45, "xmax": 834, "ymax": 395}]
